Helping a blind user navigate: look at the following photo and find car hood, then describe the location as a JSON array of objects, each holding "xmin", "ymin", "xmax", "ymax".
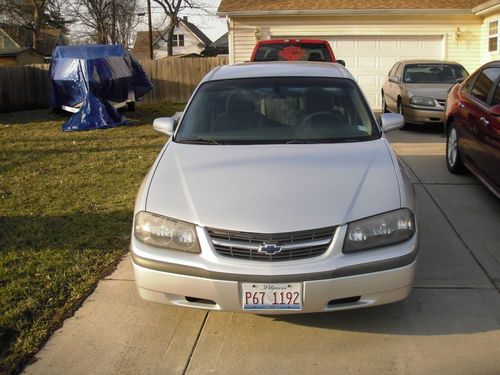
[
  {"xmin": 405, "ymin": 83, "xmax": 454, "ymax": 100},
  {"xmin": 146, "ymin": 139, "xmax": 401, "ymax": 233}
]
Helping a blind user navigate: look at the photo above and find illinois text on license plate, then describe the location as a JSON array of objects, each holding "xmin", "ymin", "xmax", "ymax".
[{"xmin": 242, "ymin": 283, "xmax": 302, "ymax": 310}]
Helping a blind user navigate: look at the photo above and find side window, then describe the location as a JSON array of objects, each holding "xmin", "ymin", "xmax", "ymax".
[
  {"xmin": 388, "ymin": 63, "xmax": 398, "ymax": 77},
  {"xmin": 463, "ymin": 74, "xmax": 476, "ymax": 93},
  {"xmin": 491, "ymin": 82, "xmax": 500, "ymax": 106},
  {"xmin": 395, "ymin": 64, "xmax": 403, "ymax": 80},
  {"xmin": 470, "ymin": 68, "xmax": 500, "ymax": 103}
]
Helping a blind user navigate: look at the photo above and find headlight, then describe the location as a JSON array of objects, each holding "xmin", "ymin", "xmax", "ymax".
[
  {"xmin": 134, "ymin": 211, "xmax": 200, "ymax": 253},
  {"xmin": 409, "ymin": 96, "xmax": 435, "ymax": 107},
  {"xmin": 343, "ymin": 209, "xmax": 415, "ymax": 253}
]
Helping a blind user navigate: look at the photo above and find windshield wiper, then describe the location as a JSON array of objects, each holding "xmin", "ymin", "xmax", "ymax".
[
  {"xmin": 177, "ymin": 138, "xmax": 222, "ymax": 145},
  {"xmin": 285, "ymin": 140, "xmax": 316, "ymax": 144}
]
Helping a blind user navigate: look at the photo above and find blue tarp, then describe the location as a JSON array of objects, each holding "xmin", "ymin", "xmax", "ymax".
[{"xmin": 49, "ymin": 45, "xmax": 152, "ymax": 131}]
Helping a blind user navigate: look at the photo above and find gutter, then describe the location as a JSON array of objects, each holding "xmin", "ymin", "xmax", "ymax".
[
  {"xmin": 472, "ymin": 0, "xmax": 500, "ymax": 16},
  {"xmin": 217, "ymin": 9, "xmax": 476, "ymax": 17}
]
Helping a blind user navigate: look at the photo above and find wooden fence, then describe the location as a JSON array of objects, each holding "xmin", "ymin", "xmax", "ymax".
[{"xmin": 0, "ymin": 56, "xmax": 228, "ymax": 113}]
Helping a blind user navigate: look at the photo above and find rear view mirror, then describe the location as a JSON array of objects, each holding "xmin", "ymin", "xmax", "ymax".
[
  {"xmin": 489, "ymin": 104, "xmax": 500, "ymax": 116},
  {"xmin": 153, "ymin": 117, "xmax": 176, "ymax": 136},
  {"xmin": 380, "ymin": 113, "xmax": 405, "ymax": 133},
  {"xmin": 336, "ymin": 60, "xmax": 346, "ymax": 67}
]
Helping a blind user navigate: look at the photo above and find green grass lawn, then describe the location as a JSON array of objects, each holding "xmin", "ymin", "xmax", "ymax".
[{"xmin": 0, "ymin": 103, "xmax": 184, "ymax": 374}]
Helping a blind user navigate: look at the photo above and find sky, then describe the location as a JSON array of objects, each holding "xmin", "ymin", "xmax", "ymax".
[{"xmin": 140, "ymin": 0, "xmax": 227, "ymax": 43}]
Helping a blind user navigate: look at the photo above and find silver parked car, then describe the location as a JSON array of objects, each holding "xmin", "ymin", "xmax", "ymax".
[
  {"xmin": 381, "ymin": 60, "xmax": 468, "ymax": 125},
  {"xmin": 131, "ymin": 62, "xmax": 418, "ymax": 314}
]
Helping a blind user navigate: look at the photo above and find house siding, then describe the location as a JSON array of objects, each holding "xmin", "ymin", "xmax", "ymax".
[
  {"xmin": 230, "ymin": 15, "xmax": 483, "ymax": 73},
  {"xmin": 155, "ymin": 23, "xmax": 207, "ymax": 57},
  {"xmin": 480, "ymin": 12, "xmax": 500, "ymax": 63}
]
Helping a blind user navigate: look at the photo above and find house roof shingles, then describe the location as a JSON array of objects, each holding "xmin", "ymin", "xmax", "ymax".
[{"xmin": 218, "ymin": 0, "xmax": 486, "ymax": 13}]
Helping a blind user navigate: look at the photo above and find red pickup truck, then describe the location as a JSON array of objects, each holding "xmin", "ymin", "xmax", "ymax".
[{"xmin": 250, "ymin": 39, "xmax": 345, "ymax": 65}]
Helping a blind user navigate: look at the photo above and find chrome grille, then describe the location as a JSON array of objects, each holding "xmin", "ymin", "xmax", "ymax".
[{"xmin": 207, "ymin": 226, "xmax": 337, "ymax": 261}]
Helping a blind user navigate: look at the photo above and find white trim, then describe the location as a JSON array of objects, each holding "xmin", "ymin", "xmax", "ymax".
[
  {"xmin": 473, "ymin": 1, "xmax": 500, "ymax": 16},
  {"xmin": 271, "ymin": 31, "xmax": 447, "ymax": 37},
  {"xmin": 218, "ymin": 9, "xmax": 474, "ymax": 17}
]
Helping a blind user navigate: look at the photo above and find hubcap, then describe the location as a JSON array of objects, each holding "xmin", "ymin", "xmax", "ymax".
[{"xmin": 448, "ymin": 128, "xmax": 458, "ymax": 166}]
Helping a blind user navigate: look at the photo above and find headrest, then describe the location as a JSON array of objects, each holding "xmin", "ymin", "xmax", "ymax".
[
  {"xmin": 304, "ymin": 88, "xmax": 333, "ymax": 111},
  {"xmin": 308, "ymin": 52, "xmax": 322, "ymax": 61},
  {"xmin": 226, "ymin": 91, "xmax": 256, "ymax": 112}
]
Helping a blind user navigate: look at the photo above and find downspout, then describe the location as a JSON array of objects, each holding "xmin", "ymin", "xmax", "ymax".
[{"xmin": 227, "ymin": 15, "xmax": 235, "ymax": 64}]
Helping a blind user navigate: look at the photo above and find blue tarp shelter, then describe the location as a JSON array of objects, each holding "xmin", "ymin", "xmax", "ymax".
[{"xmin": 49, "ymin": 45, "xmax": 152, "ymax": 131}]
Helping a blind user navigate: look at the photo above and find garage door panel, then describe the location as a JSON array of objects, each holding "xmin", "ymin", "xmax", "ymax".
[
  {"xmin": 358, "ymin": 56, "xmax": 378, "ymax": 68},
  {"xmin": 327, "ymin": 35, "xmax": 443, "ymax": 109}
]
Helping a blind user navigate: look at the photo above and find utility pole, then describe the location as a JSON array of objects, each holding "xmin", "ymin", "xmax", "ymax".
[
  {"xmin": 147, "ymin": 0, "xmax": 154, "ymax": 60},
  {"xmin": 111, "ymin": 0, "xmax": 116, "ymax": 44}
]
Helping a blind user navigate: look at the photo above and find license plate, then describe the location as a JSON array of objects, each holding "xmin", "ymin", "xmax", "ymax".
[{"xmin": 242, "ymin": 283, "xmax": 302, "ymax": 310}]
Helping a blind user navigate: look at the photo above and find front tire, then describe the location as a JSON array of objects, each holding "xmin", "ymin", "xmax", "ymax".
[
  {"xmin": 397, "ymin": 99, "xmax": 407, "ymax": 129},
  {"xmin": 381, "ymin": 93, "xmax": 388, "ymax": 113},
  {"xmin": 446, "ymin": 122, "xmax": 466, "ymax": 174}
]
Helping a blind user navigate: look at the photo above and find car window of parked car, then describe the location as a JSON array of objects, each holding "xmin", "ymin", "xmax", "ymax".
[
  {"xmin": 395, "ymin": 64, "xmax": 403, "ymax": 80},
  {"xmin": 388, "ymin": 63, "xmax": 399, "ymax": 77},
  {"xmin": 253, "ymin": 43, "xmax": 333, "ymax": 62},
  {"xmin": 492, "ymin": 82, "xmax": 500, "ymax": 106},
  {"xmin": 175, "ymin": 77, "xmax": 380, "ymax": 144},
  {"xmin": 470, "ymin": 67, "xmax": 500, "ymax": 104},
  {"xmin": 402, "ymin": 64, "xmax": 468, "ymax": 84}
]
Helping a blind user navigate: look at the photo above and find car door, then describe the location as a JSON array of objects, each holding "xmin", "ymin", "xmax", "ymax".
[
  {"xmin": 459, "ymin": 67, "xmax": 500, "ymax": 177},
  {"xmin": 383, "ymin": 63, "xmax": 399, "ymax": 111},
  {"xmin": 478, "ymin": 76, "xmax": 500, "ymax": 189},
  {"xmin": 386, "ymin": 63, "xmax": 403, "ymax": 112}
]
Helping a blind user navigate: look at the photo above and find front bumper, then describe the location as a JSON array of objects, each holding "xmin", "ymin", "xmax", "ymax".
[
  {"xmin": 131, "ymin": 224, "xmax": 418, "ymax": 314},
  {"xmin": 132, "ymin": 258, "xmax": 416, "ymax": 314},
  {"xmin": 403, "ymin": 105, "xmax": 444, "ymax": 125}
]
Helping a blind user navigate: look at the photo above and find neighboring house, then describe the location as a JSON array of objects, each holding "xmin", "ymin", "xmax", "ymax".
[
  {"xmin": 0, "ymin": 23, "xmax": 65, "ymax": 60},
  {"xmin": 133, "ymin": 17, "xmax": 212, "ymax": 59},
  {"xmin": 218, "ymin": 0, "xmax": 500, "ymax": 109},
  {"xmin": 202, "ymin": 32, "xmax": 229, "ymax": 56},
  {"xmin": 0, "ymin": 47, "xmax": 45, "ymax": 65}
]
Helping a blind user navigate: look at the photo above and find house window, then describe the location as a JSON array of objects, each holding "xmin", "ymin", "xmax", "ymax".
[
  {"xmin": 489, "ymin": 20, "xmax": 498, "ymax": 52},
  {"xmin": 172, "ymin": 34, "xmax": 184, "ymax": 47}
]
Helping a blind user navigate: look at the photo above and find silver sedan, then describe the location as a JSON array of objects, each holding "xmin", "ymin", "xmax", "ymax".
[{"xmin": 131, "ymin": 62, "xmax": 418, "ymax": 314}]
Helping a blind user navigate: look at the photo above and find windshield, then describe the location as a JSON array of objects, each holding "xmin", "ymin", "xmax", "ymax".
[
  {"xmin": 403, "ymin": 64, "xmax": 468, "ymax": 84},
  {"xmin": 174, "ymin": 77, "xmax": 380, "ymax": 145},
  {"xmin": 253, "ymin": 43, "xmax": 333, "ymax": 62}
]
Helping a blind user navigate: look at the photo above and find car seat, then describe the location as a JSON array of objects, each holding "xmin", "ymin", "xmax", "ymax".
[{"xmin": 214, "ymin": 91, "xmax": 267, "ymax": 132}]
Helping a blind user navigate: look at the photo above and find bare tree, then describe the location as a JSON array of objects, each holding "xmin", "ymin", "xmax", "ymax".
[
  {"xmin": 1, "ymin": 0, "xmax": 50, "ymax": 48},
  {"xmin": 70, "ymin": 0, "xmax": 142, "ymax": 47},
  {"xmin": 153, "ymin": 0, "xmax": 208, "ymax": 56}
]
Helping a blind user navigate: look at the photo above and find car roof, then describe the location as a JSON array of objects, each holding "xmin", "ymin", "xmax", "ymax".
[
  {"xmin": 399, "ymin": 59, "xmax": 462, "ymax": 65},
  {"xmin": 203, "ymin": 62, "xmax": 353, "ymax": 82}
]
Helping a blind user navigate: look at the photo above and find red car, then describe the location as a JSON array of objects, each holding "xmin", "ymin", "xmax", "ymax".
[
  {"xmin": 250, "ymin": 39, "xmax": 345, "ymax": 65},
  {"xmin": 445, "ymin": 60, "xmax": 500, "ymax": 198}
]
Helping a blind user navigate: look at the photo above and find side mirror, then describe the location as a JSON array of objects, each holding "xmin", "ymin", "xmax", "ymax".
[
  {"xmin": 489, "ymin": 104, "xmax": 500, "ymax": 116},
  {"xmin": 336, "ymin": 59, "xmax": 346, "ymax": 67},
  {"xmin": 153, "ymin": 117, "xmax": 175, "ymax": 136},
  {"xmin": 380, "ymin": 113, "xmax": 405, "ymax": 133},
  {"xmin": 388, "ymin": 76, "xmax": 400, "ymax": 83}
]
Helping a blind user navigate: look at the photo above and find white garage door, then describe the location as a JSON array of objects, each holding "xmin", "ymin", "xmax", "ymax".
[{"xmin": 327, "ymin": 36, "xmax": 443, "ymax": 109}]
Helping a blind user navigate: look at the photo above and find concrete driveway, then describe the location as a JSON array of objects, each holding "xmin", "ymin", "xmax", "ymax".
[{"xmin": 25, "ymin": 126, "xmax": 500, "ymax": 375}]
